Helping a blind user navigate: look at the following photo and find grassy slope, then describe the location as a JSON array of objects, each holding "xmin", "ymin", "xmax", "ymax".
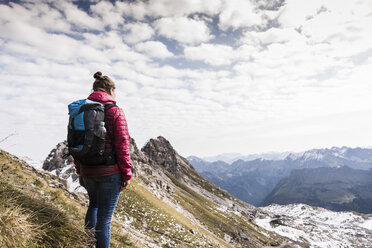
[
  {"xmin": 116, "ymin": 162, "xmax": 286, "ymax": 247},
  {"xmin": 0, "ymin": 150, "xmax": 132, "ymax": 248},
  {"xmin": 0, "ymin": 149, "xmax": 288, "ymax": 247},
  {"xmin": 177, "ymin": 166, "xmax": 285, "ymax": 247}
]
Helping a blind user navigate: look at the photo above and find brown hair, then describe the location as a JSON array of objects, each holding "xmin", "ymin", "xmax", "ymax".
[{"xmin": 92, "ymin": 71, "xmax": 116, "ymax": 93}]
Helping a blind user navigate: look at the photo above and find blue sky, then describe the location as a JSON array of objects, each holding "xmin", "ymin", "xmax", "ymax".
[{"xmin": 1, "ymin": 0, "xmax": 372, "ymax": 160}]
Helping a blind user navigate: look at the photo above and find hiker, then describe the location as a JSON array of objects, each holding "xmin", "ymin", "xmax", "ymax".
[{"xmin": 74, "ymin": 71, "xmax": 132, "ymax": 248}]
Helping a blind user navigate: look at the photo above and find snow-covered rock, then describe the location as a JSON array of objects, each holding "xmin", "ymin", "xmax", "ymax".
[{"xmin": 256, "ymin": 204, "xmax": 372, "ymax": 248}]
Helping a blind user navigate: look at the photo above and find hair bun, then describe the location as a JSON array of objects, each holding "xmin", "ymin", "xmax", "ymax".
[{"xmin": 94, "ymin": 71, "xmax": 103, "ymax": 79}]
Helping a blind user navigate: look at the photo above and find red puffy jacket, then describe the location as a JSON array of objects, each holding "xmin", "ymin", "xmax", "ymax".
[{"xmin": 74, "ymin": 91, "xmax": 132, "ymax": 181}]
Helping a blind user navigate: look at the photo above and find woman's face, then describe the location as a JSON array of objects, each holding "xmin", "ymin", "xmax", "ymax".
[{"xmin": 110, "ymin": 88, "xmax": 116, "ymax": 99}]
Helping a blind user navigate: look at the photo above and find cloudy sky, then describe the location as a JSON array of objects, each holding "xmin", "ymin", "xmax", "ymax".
[{"xmin": 1, "ymin": 0, "xmax": 372, "ymax": 161}]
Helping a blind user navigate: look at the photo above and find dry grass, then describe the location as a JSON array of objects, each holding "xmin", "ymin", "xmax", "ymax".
[
  {"xmin": 0, "ymin": 203, "xmax": 44, "ymax": 248},
  {"xmin": 0, "ymin": 149, "xmax": 134, "ymax": 248},
  {"xmin": 0, "ymin": 150, "xmax": 94, "ymax": 248},
  {"xmin": 0, "ymin": 182, "xmax": 95, "ymax": 248}
]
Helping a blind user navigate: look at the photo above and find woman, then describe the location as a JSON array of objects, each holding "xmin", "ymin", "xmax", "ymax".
[{"xmin": 74, "ymin": 71, "xmax": 132, "ymax": 248}]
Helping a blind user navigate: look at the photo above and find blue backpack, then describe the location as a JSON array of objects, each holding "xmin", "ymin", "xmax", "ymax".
[{"xmin": 67, "ymin": 99, "xmax": 116, "ymax": 165}]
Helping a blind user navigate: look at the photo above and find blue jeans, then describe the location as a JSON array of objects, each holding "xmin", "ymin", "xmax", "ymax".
[{"xmin": 82, "ymin": 173, "xmax": 122, "ymax": 248}]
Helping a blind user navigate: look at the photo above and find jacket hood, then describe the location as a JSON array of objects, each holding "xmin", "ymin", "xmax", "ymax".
[{"xmin": 88, "ymin": 91, "xmax": 116, "ymax": 105}]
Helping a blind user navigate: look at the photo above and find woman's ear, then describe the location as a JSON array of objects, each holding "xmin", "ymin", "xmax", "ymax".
[{"xmin": 110, "ymin": 88, "xmax": 116, "ymax": 99}]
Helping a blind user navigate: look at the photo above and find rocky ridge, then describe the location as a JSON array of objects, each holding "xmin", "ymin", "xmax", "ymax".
[
  {"xmin": 42, "ymin": 141, "xmax": 81, "ymax": 192},
  {"xmin": 31, "ymin": 137, "xmax": 372, "ymax": 247},
  {"xmin": 42, "ymin": 136, "xmax": 288, "ymax": 247}
]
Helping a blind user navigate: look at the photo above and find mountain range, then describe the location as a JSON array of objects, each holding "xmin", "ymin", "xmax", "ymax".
[
  {"xmin": 41, "ymin": 137, "xmax": 288, "ymax": 247},
  {"xmin": 188, "ymin": 147, "xmax": 372, "ymax": 209},
  {"xmin": 200, "ymin": 152, "xmax": 290, "ymax": 164},
  {"xmin": 2, "ymin": 138, "xmax": 372, "ymax": 247}
]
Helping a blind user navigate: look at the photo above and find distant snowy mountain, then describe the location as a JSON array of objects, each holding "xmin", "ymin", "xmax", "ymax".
[
  {"xmin": 287, "ymin": 146, "xmax": 372, "ymax": 167},
  {"xmin": 256, "ymin": 204, "xmax": 372, "ymax": 248},
  {"xmin": 201, "ymin": 153, "xmax": 244, "ymax": 163},
  {"xmin": 187, "ymin": 156, "xmax": 230, "ymax": 173},
  {"xmin": 241, "ymin": 152, "xmax": 290, "ymax": 162},
  {"xmin": 188, "ymin": 146, "xmax": 372, "ymax": 208},
  {"xmin": 261, "ymin": 166, "xmax": 372, "ymax": 213},
  {"xmin": 195, "ymin": 146, "xmax": 372, "ymax": 165},
  {"xmin": 195, "ymin": 151, "xmax": 290, "ymax": 164}
]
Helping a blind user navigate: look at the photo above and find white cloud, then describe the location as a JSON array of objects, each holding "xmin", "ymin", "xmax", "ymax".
[
  {"xmin": 116, "ymin": 0, "xmax": 222, "ymax": 19},
  {"xmin": 0, "ymin": 3, "xmax": 31, "ymax": 23},
  {"xmin": 115, "ymin": 1, "xmax": 148, "ymax": 20},
  {"xmin": 0, "ymin": 20, "xmax": 113, "ymax": 64},
  {"xmin": 0, "ymin": 2, "xmax": 71, "ymax": 33},
  {"xmin": 1, "ymin": 22, "xmax": 71, "ymax": 60},
  {"xmin": 145, "ymin": 0, "xmax": 222, "ymax": 17},
  {"xmin": 114, "ymin": 0, "xmax": 269, "ymax": 34},
  {"xmin": 135, "ymin": 41, "xmax": 174, "ymax": 59},
  {"xmin": 240, "ymin": 27, "xmax": 304, "ymax": 46},
  {"xmin": 277, "ymin": 0, "xmax": 325, "ymax": 28},
  {"xmin": 105, "ymin": 44, "xmax": 150, "ymax": 63},
  {"xmin": 154, "ymin": 17, "xmax": 212, "ymax": 44},
  {"xmin": 235, "ymin": 44, "xmax": 259, "ymax": 61},
  {"xmin": 90, "ymin": 1, "xmax": 124, "ymax": 28},
  {"xmin": 275, "ymin": 0, "xmax": 372, "ymax": 60},
  {"xmin": 83, "ymin": 31, "xmax": 123, "ymax": 50},
  {"xmin": 184, "ymin": 43, "xmax": 235, "ymax": 66},
  {"xmin": 184, "ymin": 43, "xmax": 260, "ymax": 66},
  {"xmin": 301, "ymin": 6, "xmax": 372, "ymax": 58},
  {"xmin": 1, "ymin": 0, "xmax": 372, "ymax": 161},
  {"xmin": 123, "ymin": 22, "xmax": 155, "ymax": 44},
  {"xmin": 55, "ymin": 1, "xmax": 104, "ymax": 31},
  {"xmin": 219, "ymin": 0, "xmax": 264, "ymax": 30}
]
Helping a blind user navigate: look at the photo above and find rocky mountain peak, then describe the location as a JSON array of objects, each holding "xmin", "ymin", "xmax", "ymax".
[
  {"xmin": 42, "ymin": 141, "xmax": 79, "ymax": 190},
  {"xmin": 43, "ymin": 141, "xmax": 73, "ymax": 172},
  {"xmin": 141, "ymin": 136, "xmax": 193, "ymax": 178}
]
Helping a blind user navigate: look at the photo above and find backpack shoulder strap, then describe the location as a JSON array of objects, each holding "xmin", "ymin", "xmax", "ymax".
[{"xmin": 104, "ymin": 104, "xmax": 117, "ymax": 111}]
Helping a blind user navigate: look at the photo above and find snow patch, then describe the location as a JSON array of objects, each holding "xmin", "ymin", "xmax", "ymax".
[
  {"xmin": 22, "ymin": 158, "xmax": 44, "ymax": 170},
  {"xmin": 256, "ymin": 204, "xmax": 372, "ymax": 248},
  {"xmin": 255, "ymin": 217, "xmax": 308, "ymax": 242},
  {"xmin": 360, "ymin": 219, "xmax": 372, "ymax": 230},
  {"xmin": 24, "ymin": 158, "xmax": 86, "ymax": 194}
]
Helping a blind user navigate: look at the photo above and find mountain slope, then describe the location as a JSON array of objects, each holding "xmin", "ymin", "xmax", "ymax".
[
  {"xmin": 3, "ymin": 139, "xmax": 372, "ymax": 247},
  {"xmin": 261, "ymin": 166, "xmax": 372, "ymax": 213},
  {"xmin": 189, "ymin": 157, "xmax": 292, "ymax": 206},
  {"xmin": 0, "ymin": 149, "xmax": 131, "ymax": 247},
  {"xmin": 41, "ymin": 136, "xmax": 288, "ymax": 247}
]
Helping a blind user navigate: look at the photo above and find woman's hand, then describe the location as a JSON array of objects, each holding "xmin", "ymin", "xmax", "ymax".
[{"xmin": 121, "ymin": 180, "xmax": 130, "ymax": 191}]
